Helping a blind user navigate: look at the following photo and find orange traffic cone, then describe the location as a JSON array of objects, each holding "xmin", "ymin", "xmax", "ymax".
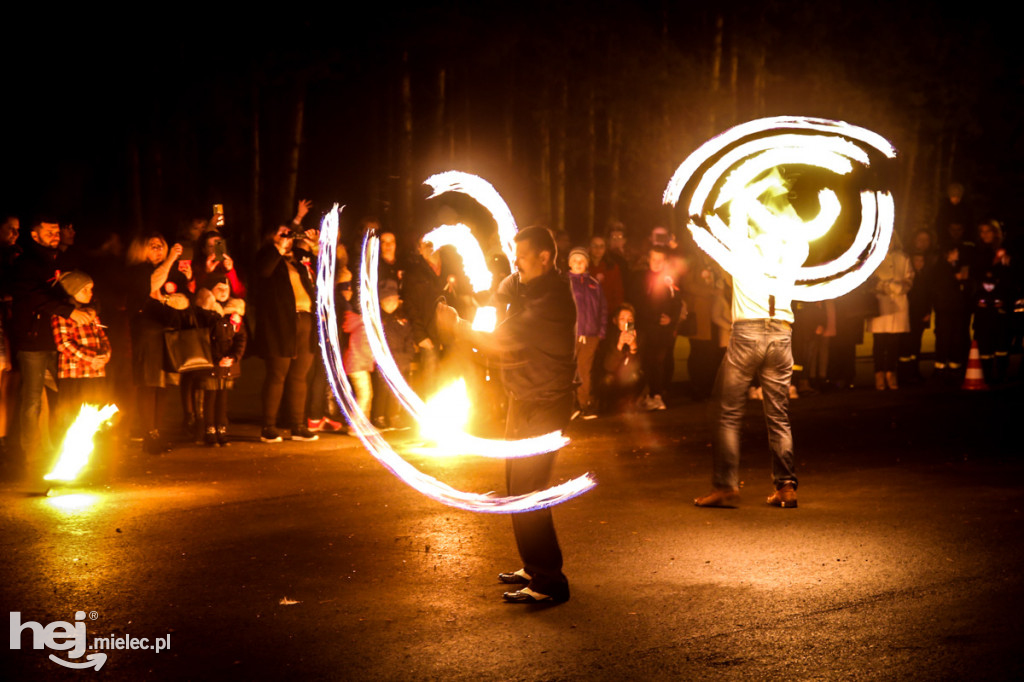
[{"xmin": 961, "ymin": 340, "xmax": 989, "ymax": 391}]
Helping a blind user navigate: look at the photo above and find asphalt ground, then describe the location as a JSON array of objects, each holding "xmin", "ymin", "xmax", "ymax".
[{"xmin": 3, "ymin": 367, "xmax": 1024, "ymax": 680}]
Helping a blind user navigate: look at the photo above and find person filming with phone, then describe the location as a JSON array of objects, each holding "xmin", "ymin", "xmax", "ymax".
[{"xmin": 601, "ymin": 302, "xmax": 644, "ymax": 414}]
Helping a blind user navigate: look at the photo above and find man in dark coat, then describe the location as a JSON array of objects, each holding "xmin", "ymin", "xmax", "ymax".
[
  {"xmin": 10, "ymin": 217, "xmax": 93, "ymax": 471},
  {"xmin": 253, "ymin": 223, "xmax": 320, "ymax": 443},
  {"xmin": 438, "ymin": 226, "xmax": 576, "ymax": 604}
]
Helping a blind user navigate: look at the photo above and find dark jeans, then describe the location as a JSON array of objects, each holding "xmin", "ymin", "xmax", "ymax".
[
  {"xmin": 934, "ymin": 307, "xmax": 969, "ymax": 367},
  {"xmin": 574, "ymin": 336, "xmax": 599, "ymax": 410},
  {"xmin": 642, "ymin": 327, "xmax": 675, "ymax": 399},
  {"xmin": 136, "ymin": 385, "xmax": 167, "ymax": 433},
  {"xmin": 687, "ymin": 338, "xmax": 718, "ymax": 400},
  {"xmin": 872, "ymin": 333, "xmax": 903, "ymax": 372},
  {"xmin": 505, "ymin": 392, "xmax": 573, "ymax": 595},
  {"xmin": 262, "ymin": 312, "xmax": 316, "ymax": 429},
  {"xmin": 713, "ymin": 319, "xmax": 797, "ymax": 491},
  {"xmin": 17, "ymin": 350, "xmax": 57, "ymax": 462},
  {"xmin": 204, "ymin": 390, "xmax": 229, "ymax": 429}
]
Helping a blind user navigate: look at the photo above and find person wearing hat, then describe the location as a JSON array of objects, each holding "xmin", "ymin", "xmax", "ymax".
[
  {"xmin": 51, "ymin": 270, "xmax": 111, "ymax": 433},
  {"xmin": 193, "ymin": 275, "xmax": 247, "ymax": 446},
  {"xmin": 567, "ymin": 246, "xmax": 606, "ymax": 419}
]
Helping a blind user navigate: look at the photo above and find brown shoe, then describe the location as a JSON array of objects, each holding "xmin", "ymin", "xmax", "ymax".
[
  {"xmin": 694, "ymin": 488, "xmax": 740, "ymax": 508},
  {"xmin": 885, "ymin": 371, "xmax": 899, "ymax": 390},
  {"xmin": 767, "ymin": 483, "xmax": 797, "ymax": 508}
]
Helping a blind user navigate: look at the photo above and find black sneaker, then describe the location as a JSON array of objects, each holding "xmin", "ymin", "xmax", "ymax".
[
  {"xmin": 291, "ymin": 425, "xmax": 319, "ymax": 442},
  {"xmin": 216, "ymin": 427, "xmax": 231, "ymax": 447},
  {"xmin": 260, "ymin": 427, "xmax": 283, "ymax": 443},
  {"xmin": 203, "ymin": 427, "xmax": 217, "ymax": 447}
]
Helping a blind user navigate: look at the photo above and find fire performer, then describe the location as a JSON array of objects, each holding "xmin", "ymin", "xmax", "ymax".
[
  {"xmin": 694, "ymin": 237, "xmax": 799, "ymax": 509},
  {"xmin": 436, "ymin": 226, "xmax": 576, "ymax": 603}
]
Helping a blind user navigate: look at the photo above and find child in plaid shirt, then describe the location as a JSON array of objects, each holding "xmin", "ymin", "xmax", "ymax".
[{"xmin": 52, "ymin": 271, "xmax": 111, "ymax": 431}]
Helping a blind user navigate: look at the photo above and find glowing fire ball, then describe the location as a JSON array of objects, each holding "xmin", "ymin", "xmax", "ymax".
[{"xmin": 663, "ymin": 116, "xmax": 898, "ymax": 302}]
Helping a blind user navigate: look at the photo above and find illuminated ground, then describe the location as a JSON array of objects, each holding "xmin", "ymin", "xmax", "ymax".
[{"xmin": 3, "ymin": 374, "xmax": 1023, "ymax": 680}]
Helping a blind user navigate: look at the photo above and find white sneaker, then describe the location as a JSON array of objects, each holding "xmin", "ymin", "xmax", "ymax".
[{"xmin": 651, "ymin": 394, "xmax": 667, "ymax": 410}]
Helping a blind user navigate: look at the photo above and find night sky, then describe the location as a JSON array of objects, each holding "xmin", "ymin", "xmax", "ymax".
[{"xmin": 3, "ymin": 2, "xmax": 1020, "ymax": 254}]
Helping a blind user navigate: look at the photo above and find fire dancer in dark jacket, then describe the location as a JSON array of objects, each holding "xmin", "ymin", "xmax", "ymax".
[{"xmin": 437, "ymin": 226, "xmax": 576, "ymax": 604}]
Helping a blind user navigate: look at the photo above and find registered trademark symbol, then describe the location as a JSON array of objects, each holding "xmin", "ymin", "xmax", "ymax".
[{"xmin": 89, "ymin": 611, "xmax": 99, "ymax": 620}]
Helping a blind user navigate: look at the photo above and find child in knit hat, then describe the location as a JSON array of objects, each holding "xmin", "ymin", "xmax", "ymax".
[
  {"xmin": 193, "ymin": 276, "xmax": 247, "ymax": 446},
  {"xmin": 51, "ymin": 270, "xmax": 112, "ymax": 432}
]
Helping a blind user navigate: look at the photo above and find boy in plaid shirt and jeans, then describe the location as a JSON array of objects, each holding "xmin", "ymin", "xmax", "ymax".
[{"xmin": 52, "ymin": 271, "xmax": 111, "ymax": 430}]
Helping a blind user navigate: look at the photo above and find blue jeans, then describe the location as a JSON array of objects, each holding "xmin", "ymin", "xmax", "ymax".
[
  {"xmin": 17, "ymin": 350, "xmax": 58, "ymax": 463},
  {"xmin": 712, "ymin": 319, "xmax": 797, "ymax": 491}
]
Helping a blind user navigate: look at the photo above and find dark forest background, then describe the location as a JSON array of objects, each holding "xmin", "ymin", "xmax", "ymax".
[{"xmin": 3, "ymin": 1, "xmax": 1021, "ymax": 258}]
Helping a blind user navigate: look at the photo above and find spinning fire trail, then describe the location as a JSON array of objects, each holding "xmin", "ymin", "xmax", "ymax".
[
  {"xmin": 663, "ymin": 116, "xmax": 897, "ymax": 302},
  {"xmin": 315, "ymin": 173, "xmax": 595, "ymax": 513},
  {"xmin": 317, "ymin": 118, "xmax": 894, "ymax": 513}
]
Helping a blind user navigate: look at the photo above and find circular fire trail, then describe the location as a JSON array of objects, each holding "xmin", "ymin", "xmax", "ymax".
[
  {"xmin": 663, "ymin": 116, "xmax": 898, "ymax": 302},
  {"xmin": 315, "ymin": 174, "xmax": 595, "ymax": 513}
]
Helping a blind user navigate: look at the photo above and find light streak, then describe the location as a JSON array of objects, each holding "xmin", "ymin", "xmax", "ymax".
[
  {"xmin": 44, "ymin": 404, "xmax": 119, "ymax": 482},
  {"xmin": 316, "ymin": 205, "xmax": 594, "ymax": 513},
  {"xmin": 424, "ymin": 171, "xmax": 519, "ymax": 266},
  {"xmin": 422, "ymin": 223, "xmax": 492, "ymax": 292},
  {"xmin": 664, "ymin": 116, "xmax": 896, "ymax": 302}
]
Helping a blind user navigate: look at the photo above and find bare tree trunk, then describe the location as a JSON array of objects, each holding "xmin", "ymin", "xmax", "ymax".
[
  {"xmin": 250, "ymin": 80, "xmax": 262, "ymax": 248},
  {"xmin": 284, "ymin": 83, "xmax": 306, "ymax": 220},
  {"xmin": 149, "ymin": 143, "xmax": 164, "ymax": 233},
  {"xmin": 555, "ymin": 78, "xmax": 568, "ymax": 232},
  {"xmin": 753, "ymin": 45, "xmax": 767, "ymax": 117},
  {"xmin": 504, "ymin": 67, "xmax": 515, "ymax": 165},
  {"xmin": 400, "ymin": 53, "xmax": 414, "ymax": 231},
  {"xmin": 945, "ymin": 133, "xmax": 958, "ymax": 185},
  {"xmin": 708, "ymin": 14, "xmax": 724, "ymax": 135},
  {"xmin": 539, "ymin": 96, "xmax": 552, "ymax": 224},
  {"xmin": 463, "ymin": 87, "xmax": 472, "ymax": 159},
  {"xmin": 931, "ymin": 133, "xmax": 946, "ymax": 225},
  {"xmin": 607, "ymin": 115, "xmax": 621, "ymax": 222},
  {"xmin": 586, "ymin": 83, "xmax": 596, "ymax": 237},
  {"xmin": 899, "ymin": 119, "xmax": 921, "ymax": 240},
  {"xmin": 729, "ymin": 35, "xmax": 739, "ymax": 126},
  {"xmin": 130, "ymin": 136, "xmax": 144, "ymax": 234},
  {"xmin": 436, "ymin": 67, "xmax": 447, "ymax": 165}
]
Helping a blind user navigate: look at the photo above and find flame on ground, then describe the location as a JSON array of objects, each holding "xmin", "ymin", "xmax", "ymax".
[{"xmin": 44, "ymin": 404, "xmax": 119, "ymax": 482}]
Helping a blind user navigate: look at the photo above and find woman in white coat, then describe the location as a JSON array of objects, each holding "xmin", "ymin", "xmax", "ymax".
[{"xmin": 870, "ymin": 240, "xmax": 915, "ymax": 390}]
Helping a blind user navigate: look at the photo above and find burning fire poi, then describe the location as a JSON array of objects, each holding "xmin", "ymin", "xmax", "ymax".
[
  {"xmin": 44, "ymin": 403, "xmax": 119, "ymax": 483},
  {"xmin": 663, "ymin": 116, "xmax": 897, "ymax": 301},
  {"xmin": 316, "ymin": 186, "xmax": 594, "ymax": 513}
]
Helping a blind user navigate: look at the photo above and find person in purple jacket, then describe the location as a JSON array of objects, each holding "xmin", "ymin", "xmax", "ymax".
[{"xmin": 567, "ymin": 247, "xmax": 606, "ymax": 419}]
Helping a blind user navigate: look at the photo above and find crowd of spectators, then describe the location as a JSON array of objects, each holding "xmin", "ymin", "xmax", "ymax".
[{"xmin": 1, "ymin": 181, "xmax": 1022, "ymax": 480}]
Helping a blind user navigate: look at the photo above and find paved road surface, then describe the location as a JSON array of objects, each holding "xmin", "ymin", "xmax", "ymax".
[{"xmin": 3, "ymin": 381, "xmax": 1023, "ymax": 680}]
